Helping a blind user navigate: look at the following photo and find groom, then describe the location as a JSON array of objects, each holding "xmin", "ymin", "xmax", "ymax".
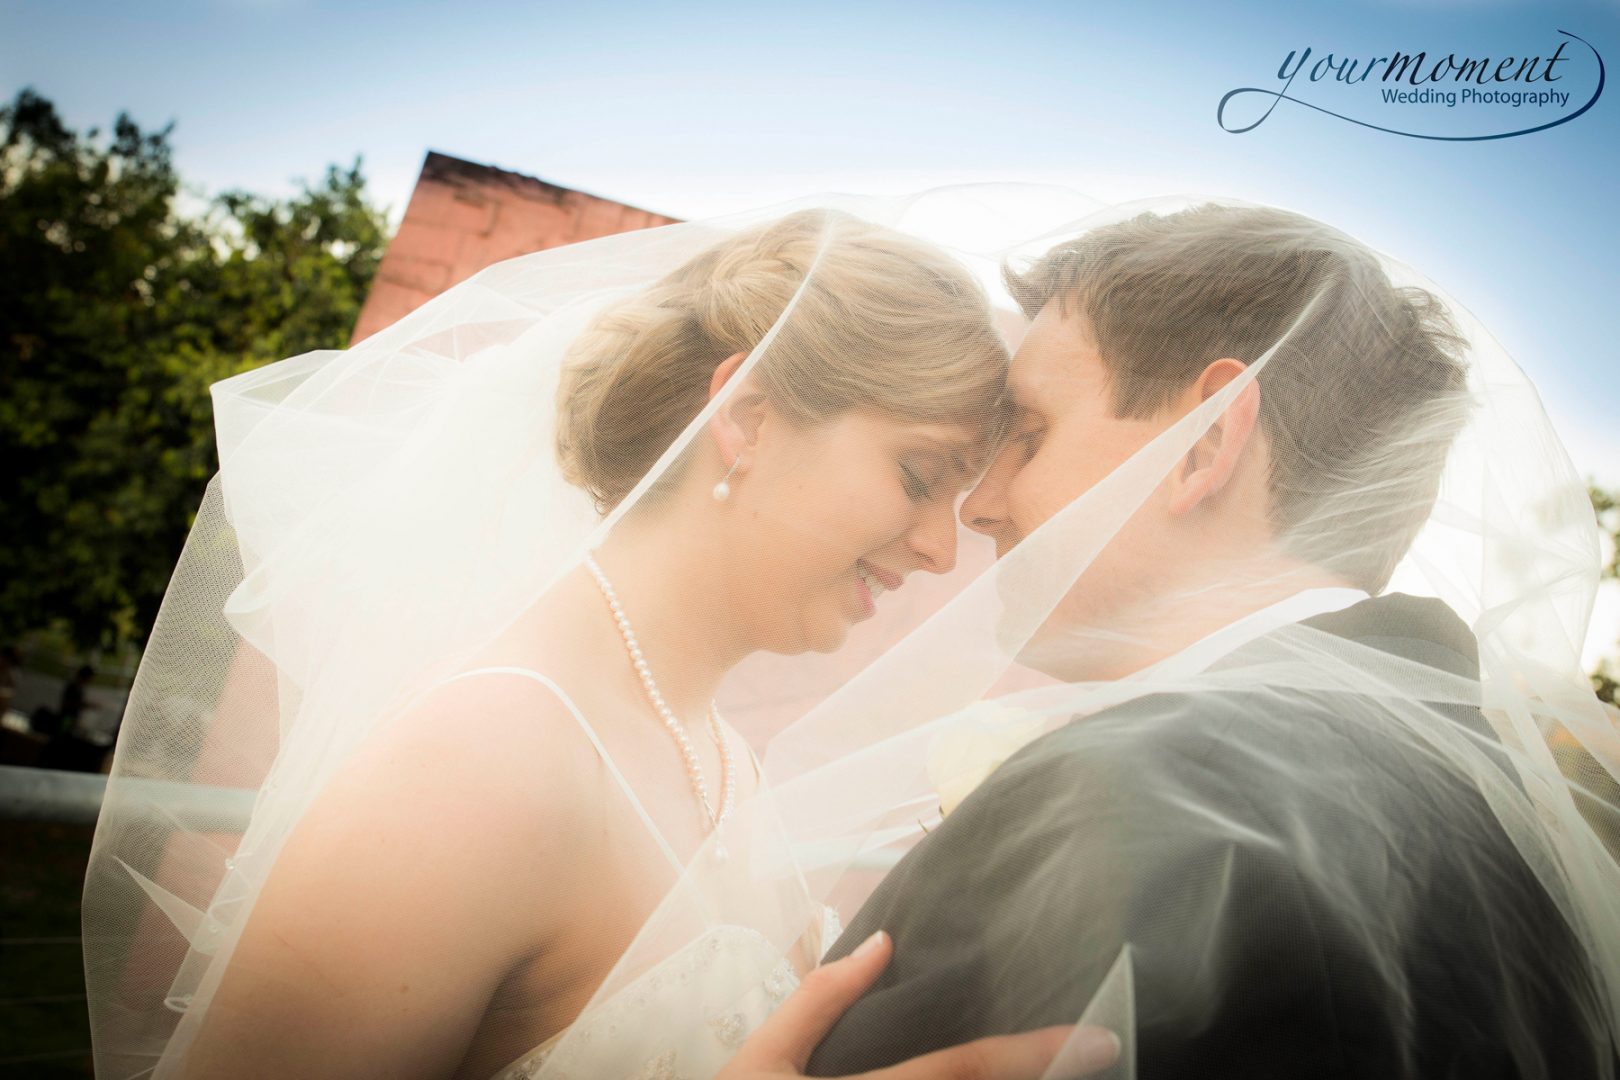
[{"xmin": 807, "ymin": 206, "xmax": 1612, "ymax": 1077}]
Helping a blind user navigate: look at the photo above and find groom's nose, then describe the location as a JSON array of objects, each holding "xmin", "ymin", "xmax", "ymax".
[{"xmin": 961, "ymin": 448, "xmax": 1017, "ymax": 544}]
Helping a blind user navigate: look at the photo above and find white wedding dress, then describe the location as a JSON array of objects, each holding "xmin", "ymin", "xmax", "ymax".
[
  {"xmin": 491, "ymin": 916, "xmax": 841, "ymax": 1080},
  {"xmin": 426, "ymin": 668, "xmax": 841, "ymax": 1080}
]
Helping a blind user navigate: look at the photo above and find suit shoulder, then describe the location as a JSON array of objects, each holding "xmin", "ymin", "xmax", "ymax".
[{"xmin": 979, "ymin": 690, "xmax": 1258, "ymax": 810}]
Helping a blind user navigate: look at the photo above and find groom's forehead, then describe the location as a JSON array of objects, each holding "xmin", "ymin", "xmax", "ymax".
[{"xmin": 1010, "ymin": 307, "xmax": 1102, "ymax": 404}]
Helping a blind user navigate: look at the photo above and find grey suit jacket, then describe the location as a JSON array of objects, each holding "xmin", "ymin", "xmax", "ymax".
[{"xmin": 808, "ymin": 594, "xmax": 1615, "ymax": 1079}]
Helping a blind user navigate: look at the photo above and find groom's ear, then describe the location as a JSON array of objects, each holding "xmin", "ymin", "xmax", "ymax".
[
  {"xmin": 1167, "ymin": 358, "xmax": 1261, "ymax": 517},
  {"xmin": 707, "ymin": 351, "xmax": 769, "ymax": 460}
]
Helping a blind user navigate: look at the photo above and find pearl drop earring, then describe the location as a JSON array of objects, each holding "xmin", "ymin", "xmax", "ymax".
[{"xmin": 712, "ymin": 455, "xmax": 742, "ymax": 501}]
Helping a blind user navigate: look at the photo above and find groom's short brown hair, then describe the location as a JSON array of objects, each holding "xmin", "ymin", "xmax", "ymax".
[{"xmin": 1003, "ymin": 203, "xmax": 1470, "ymax": 594}]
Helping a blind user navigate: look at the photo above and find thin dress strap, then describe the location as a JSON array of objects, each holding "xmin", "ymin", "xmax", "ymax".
[
  {"xmin": 431, "ymin": 666, "xmax": 688, "ymax": 879},
  {"xmin": 743, "ymin": 741, "xmax": 765, "ymax": 787}
]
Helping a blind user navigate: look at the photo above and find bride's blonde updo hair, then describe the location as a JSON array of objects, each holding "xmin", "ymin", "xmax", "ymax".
[{"xmin": 556, "ymin": 209, "xmax": 1011, "ymax": 512}]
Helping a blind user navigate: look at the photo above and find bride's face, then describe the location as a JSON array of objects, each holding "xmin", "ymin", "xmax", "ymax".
[{"xmin": 727, "ymin": 408, "xmax": 978, "ymax": 655}]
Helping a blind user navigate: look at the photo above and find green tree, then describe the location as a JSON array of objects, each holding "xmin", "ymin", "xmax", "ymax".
[
  {"xmin": 1593, "ymin": 484, "xmax": 1620, "ymax": 706},
  {"xmin": 1, "ymin": 89, "xmax": 388, "ymax": 651}
]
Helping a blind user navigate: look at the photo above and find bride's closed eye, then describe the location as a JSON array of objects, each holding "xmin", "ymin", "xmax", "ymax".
[
  {"xmin": 899, "ymin": 449, "xmax": 962, "ymax": 502},
  {"xmin": 899, "ymin": 462, "xmax": 934, "ymax": 502}
]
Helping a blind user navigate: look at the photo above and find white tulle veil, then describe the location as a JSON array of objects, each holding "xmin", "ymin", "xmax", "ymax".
[{"xmin": 80, "ymin": 187, "xmax": 1620, "ymax": 1079}]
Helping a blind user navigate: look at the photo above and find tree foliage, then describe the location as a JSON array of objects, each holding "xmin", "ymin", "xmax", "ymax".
[
  {"xmin": 1593, "ymin": 484, "xmax": 1620, "ymax": 706},
  {"xmin": 1, "ymin": 88, "xmax": 388, "ymax": 650}
]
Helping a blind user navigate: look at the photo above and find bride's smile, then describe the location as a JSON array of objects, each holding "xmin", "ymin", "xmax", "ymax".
[
  {"xmin": 853, "ymin": 557, "xmax": 901, "ymax": 620},
  {"xmin": 718, "ymin": 408, "xmax": 987, "ymax": 654}
]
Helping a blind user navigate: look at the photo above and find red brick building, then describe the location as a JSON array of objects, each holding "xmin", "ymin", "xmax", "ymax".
[{"xmin": 352, "ymin": 152, "xmax": 680, "ymax": 343}]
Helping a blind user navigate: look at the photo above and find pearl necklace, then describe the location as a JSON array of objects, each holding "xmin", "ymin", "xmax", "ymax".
[{"xmin": 585, "ymin": 553, "xmax": 734, "ymax": 833}]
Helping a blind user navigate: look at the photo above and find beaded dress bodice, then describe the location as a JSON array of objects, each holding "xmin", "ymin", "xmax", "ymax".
[{"xmin": 491, "ymin": 908, "xmax": 844, "ymax": 1080}]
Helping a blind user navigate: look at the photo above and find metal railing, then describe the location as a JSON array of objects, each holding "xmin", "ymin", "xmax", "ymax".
[
  {"xmin": 0, "ymin": 765, "xmax": 257, "ymax": 828},
  {"xmin": 0, "ymin": 763, "xmax": 905, "ymax": 1074},
  {"xmin": 0, "ymin": 764, "xmax": 907, "ymax": 869}
]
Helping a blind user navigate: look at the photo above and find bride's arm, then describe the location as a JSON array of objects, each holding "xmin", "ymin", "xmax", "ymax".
[{"xmin": 179, "ymin": 679, "xmax": 592, "ymax": 1080}]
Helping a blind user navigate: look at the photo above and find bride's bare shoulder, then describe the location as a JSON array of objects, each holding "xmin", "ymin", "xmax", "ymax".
[
  {"xmin": 322, "ymin": 584, "xmax": 614, "ymax": 857},
  {"xmin": 284, "ymin": 667, "xmax": 605, "ymax": 912},
  {"xmin": 357, "ymin": 668, "xmax": 604, "ymax": 827},
  {"xmin": 188, "ymin": 669, "xmax": 603, "ymax": 1076}
]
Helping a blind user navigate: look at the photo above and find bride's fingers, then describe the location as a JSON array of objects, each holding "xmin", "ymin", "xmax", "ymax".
[
  {"xmin": 860, "ymin": 1024, "xmax": 1120, "ymax": 1080},
  {"xmin": 724, "ymin": 929, "xmax": 895, "ymax": 1071}
]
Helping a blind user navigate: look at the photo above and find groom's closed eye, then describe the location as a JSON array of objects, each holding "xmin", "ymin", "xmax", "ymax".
[
  {"xmin": 1001, "ymin": 403, "xmax": 1045, "ymax": 461},
  {"xmin": 1011, "ymin": 425, "xmax": 1045, "ymax": 463}
]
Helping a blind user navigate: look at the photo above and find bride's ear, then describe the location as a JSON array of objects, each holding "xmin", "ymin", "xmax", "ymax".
[{"xmin": 707, "ymin": 351, "xmax": 768, "ymax": 465}]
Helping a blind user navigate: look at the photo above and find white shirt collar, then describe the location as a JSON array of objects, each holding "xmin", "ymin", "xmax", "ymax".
[{"xmin": 1136, "ymin": 587, "xmax": 1371, "ymax": 681}]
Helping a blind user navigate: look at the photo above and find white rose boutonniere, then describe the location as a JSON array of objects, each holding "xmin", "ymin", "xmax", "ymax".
[{"xmin": 926, "ymin": 701, "xmax": 1049, "ymax": 818}]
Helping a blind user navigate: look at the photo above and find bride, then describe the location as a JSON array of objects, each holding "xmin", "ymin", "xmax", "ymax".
[{"xmin": 81, "ymin": 204, "xmax": 1110, "ymax": 1079}]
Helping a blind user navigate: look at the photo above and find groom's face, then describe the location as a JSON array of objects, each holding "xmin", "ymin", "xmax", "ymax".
[{"xmin": 961, "ymin": 303, "xmax": 1169, "ymax": 558}]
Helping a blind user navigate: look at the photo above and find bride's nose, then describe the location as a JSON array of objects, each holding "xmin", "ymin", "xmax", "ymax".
[{"xmin": 907, "ymin": 498, "xmax": 959, "ymax": 574}]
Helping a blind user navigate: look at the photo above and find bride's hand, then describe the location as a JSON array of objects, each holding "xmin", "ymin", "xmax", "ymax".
[{"xmin": 716, "ymin": 930, "xmax": 1121, "ymax": 1080}]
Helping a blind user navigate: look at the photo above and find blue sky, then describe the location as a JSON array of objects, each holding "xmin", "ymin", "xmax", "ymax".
[
  {"xmin": 4, "ymin": 0, "xmax": 1613, "ymax": 477},
  {"xmin": 5, "ymin": 0, "xmax": 1618, "ymax": 653}
]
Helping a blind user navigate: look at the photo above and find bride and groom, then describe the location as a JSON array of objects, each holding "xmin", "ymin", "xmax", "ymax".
[{"xmin": 83, "ymin": 196, "xmax": 1619, "ymax": 1079}]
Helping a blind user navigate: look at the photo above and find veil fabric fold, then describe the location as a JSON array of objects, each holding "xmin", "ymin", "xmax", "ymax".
[{"xmin": 81, "ymin": 188, "xmax": 1620, "ymax": 1079}]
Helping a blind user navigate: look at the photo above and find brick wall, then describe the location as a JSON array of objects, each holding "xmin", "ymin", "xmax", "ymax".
[{"xmin": 352, "ymin": 152, "xmax": 680, "ymax": 342}]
